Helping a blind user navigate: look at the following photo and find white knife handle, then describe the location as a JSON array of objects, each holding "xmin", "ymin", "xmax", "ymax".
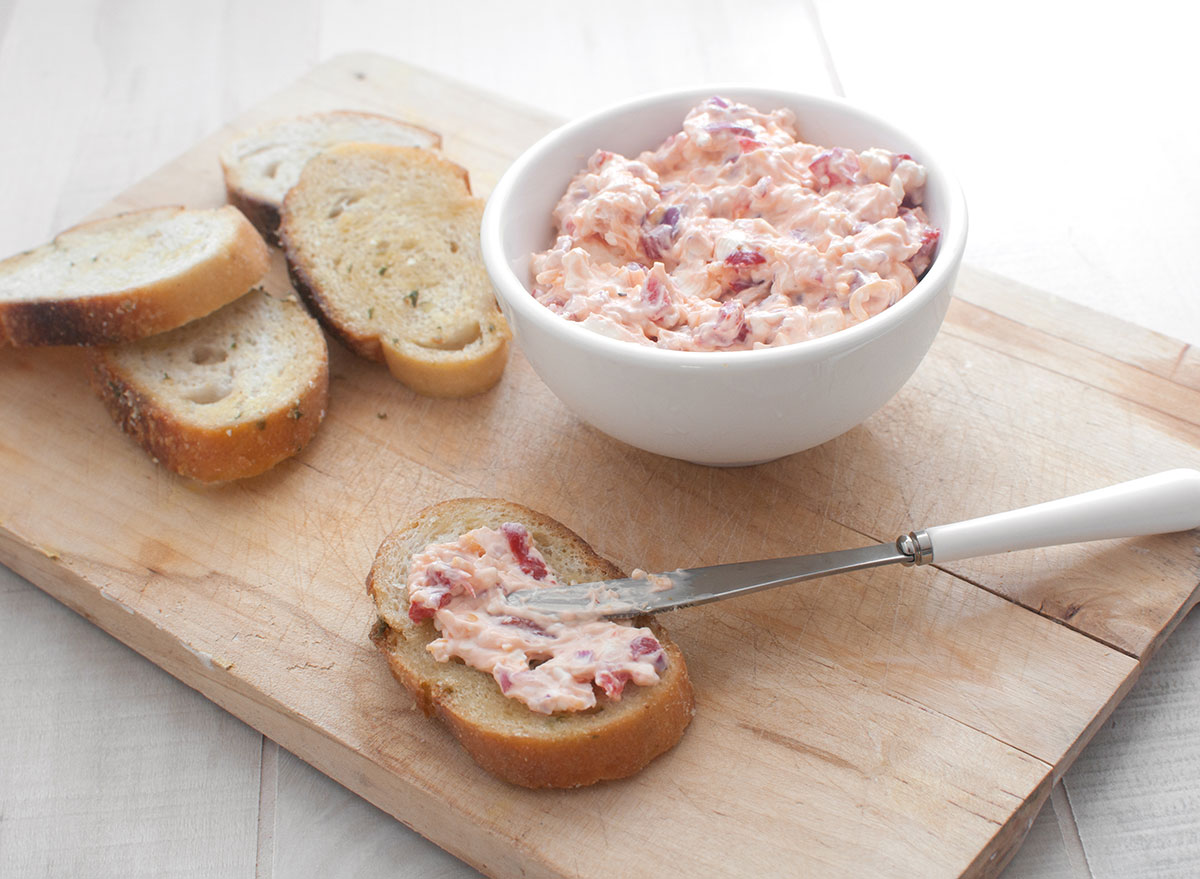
[{"xmin": 923, "ymin": 469, "xmax": 1200, "ymax": 564}]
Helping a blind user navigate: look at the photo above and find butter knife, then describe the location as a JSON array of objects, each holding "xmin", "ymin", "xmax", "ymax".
[{"xmin": 507, "ymin": 469, "xmax": 1200, "ymax": 618}]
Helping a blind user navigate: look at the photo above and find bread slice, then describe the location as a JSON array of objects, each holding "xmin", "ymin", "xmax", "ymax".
[
  {"xmin": 0, "ymin": 206, "xmax": 269, "ymax": 347},
  {"xmin": 86, "ymin": 288, "xmax": 329, "ymax": 482},
  {"xmin": 367, "ymin": 498, "xmax": 694, "ymax": 789},
  {"xmin": 280, "ymin": 143, "xmax": 511, "ymax": 398},
  {"xmin": 219, "ymin": 111, "xmax": 442, "ymax": 244}
]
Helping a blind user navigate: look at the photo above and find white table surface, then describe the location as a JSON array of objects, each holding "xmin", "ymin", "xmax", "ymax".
[{"xmin": 2, "ymin": 2, "xmax": 1197, "ymax": 876}]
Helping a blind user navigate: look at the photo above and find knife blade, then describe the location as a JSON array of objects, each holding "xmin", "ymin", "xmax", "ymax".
[
  {"xmin": 505, "ymin": 539, "xmax": 915, "ymax": 617},
  {"xmin": 505, "ymin": 469, "xmax": 1200, "ymax": 619}
]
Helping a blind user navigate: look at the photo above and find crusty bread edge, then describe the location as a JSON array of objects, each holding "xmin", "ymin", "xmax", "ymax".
[
  {"xmin": 0, "ymin": 206, "xmax": 271, "ymax": 347},
  {"xmin": 377, "ymin": 327, "xmax": 511, "ymax": 399},
  {"xmin": 84, "ymin": 336, "xmax": 330, "ymax": 483},
  {"xmin": 374, "ymin": 620, "xmax": 693, "ymax": 789},
  {"xmin": 366, "ymin": 498, "xmax": 695, "ymax": 789},
  {"xmin": 224, "ymin": 186, "xmax": 285, "ymax": 247},
  {"xmin": 283, "ymin": 250, "xmax": 384, "ymax": 362}
]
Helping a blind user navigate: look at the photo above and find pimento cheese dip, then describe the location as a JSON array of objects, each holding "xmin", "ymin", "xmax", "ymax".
[
  {"xmin": 407, "ymin": 522, "xmax": 668, "ymax": 715},
  {"xmin": 530, "ymin": 97, "xmax": 940, "ymax": 350}
]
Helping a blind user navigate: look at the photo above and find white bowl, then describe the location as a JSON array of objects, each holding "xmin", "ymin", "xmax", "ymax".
[{"xmin": 480, "ymin": 86, "xmax": 967, "ymax": 466}]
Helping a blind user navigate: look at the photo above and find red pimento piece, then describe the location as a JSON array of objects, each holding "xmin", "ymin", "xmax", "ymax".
[
  {"xmin": 641, "ymin": 274, "xmax": 674, "ymax": 322},
  {"xmin": 596, "ymin": 669, "xmax": 632, "ymax": 700},
  {"xmin": 408, "ymin": 603, "xmax": 434, "ymax": 623},
  {"xmin": 725, "ymin": 249, "xmax": 767, "ymax": 267},
  {"xmin": 640, "ymin": 206, "xmax": 680, "ymax": 261},
  {"xmin": 809, "ymin": 147, "xmax": 860, "ymax": 188},
  {"xmin": 640, "ymin": 232, "xmax": 663, "ymax": 261},
  {"xmin": 500, "ymin": 522, "xmax": 548, "ymax": 579},
  {"xmin": 408, "ymin": 584, "xmax": 452, "ymax": 623},
  {"xmin": 499, "ymin": 616, "xmax": 551, "ymax": 637},
  {"xmin": 629, "ymin": 635, "xmax": 661, "ymax": 657},
  {"xmin": 910, "ymin": 226, "xmax": 941, "ymax": 276},
  {"xmin": 738, "ymin": 137, "xmax": 761, "ymax": 153},
  {"xmin": 705, "ymin": 299, "xmax": 748, "ymax": 348},
  {"xmin": 641, "ymin": 226, "xmax": 673, "ymax": 262}
]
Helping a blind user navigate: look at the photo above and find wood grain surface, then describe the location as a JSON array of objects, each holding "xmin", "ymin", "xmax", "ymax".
[{"xmin": 2, "ymin": 52, "xmax": 1197, "ymax": 879}]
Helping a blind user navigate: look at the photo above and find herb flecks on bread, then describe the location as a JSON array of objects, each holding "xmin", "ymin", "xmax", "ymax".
[
  {"xmin": 86, "ymin": 288, "xmax": 329, "ymax": 482},
  {"xmin": 368, "ymin": 498, "xmax": 694, "ymax": 789},
  {"xmin": 0, "ymin": 206, "xmax": 269, "ymax": 347},
  {"xmin": 280, "ymin": 143, "xmax": 511, "ymax": 398}
]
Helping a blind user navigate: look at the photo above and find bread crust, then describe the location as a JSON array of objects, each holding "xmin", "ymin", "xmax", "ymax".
[
  {"xmin": 367, "ymin": 498, "xmax": 694, "ymax": 788},
  {"xmin": 224, "ymin": 185, "xmax": 285, "ymax": 248},
  {"xmin": 0, "ymin": 206, "xmax": 270, "ymax": 347},
  {"xmin": 85, "ymin": 292, "xmax": 329, "ymax": 483}
]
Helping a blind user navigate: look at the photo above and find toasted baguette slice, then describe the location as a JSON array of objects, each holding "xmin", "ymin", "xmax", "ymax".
[
  {"xmin": 220, "ymin": 111, "xmax": 442, "ymax": 244},
  {"xmin": 0, "ymin": 206, "xmax": 269, "ymax": 347},
  {"xmin": 367, "ymin": 498, "xmax": 694, "ymax": 789},
  {"xmin": 280, "ymin": 143, "xmax": 511, "ymax": 398},
  {"xmin": 86, "ymin": 288, "xmax": 329, "ymax": 482}
]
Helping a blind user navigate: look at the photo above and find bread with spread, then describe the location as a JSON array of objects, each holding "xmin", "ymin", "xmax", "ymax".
[
  {"xmin": 86, "ymin": 287, "xmax": 329, "ymax": 482},
  {"xmin": 367, "ymin": 498, "xmax": 694, "ymax": 788},
  {"xmin": 0, "ymin": 206, "xmax": 269, "ymax": 347},
  {"xmin": 219, "ymin": 110, "xmax": 442, "ymax": 245},
  {"xmin": 279, "ymin": 143, "xmax": 511, "ymax": 398}
]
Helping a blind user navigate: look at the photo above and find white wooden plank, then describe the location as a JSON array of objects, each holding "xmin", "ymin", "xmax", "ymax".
[
  {"xmin": 998, "ymin": 786, "xmax": 1085, "ymax": 879},
  {"xmin": 0, "ymin": 0, "xmax": 15, "ymax": 50},
  {"xmin": 314, "ymin": 0, "xmax": 833, "ymax": 120},
  {"xmin": 270, "ymin": 748, "xmax": 481, "ymax": 879},
  {"xmin": 814, "ymin": 0, "xmax": 1200, "ymax": 347},
  {"xmin": 0, "ymin": 0, "xmax": 107, "ymax": 253},
  {"xmin": 0, "ymin": 566, "xmax": 262, "ymax": 878},
  {"xmin": 0, "ymin": 0, "xmax": 320, "ymax": 256},
  {"xmin": 1063, "ymin": 606, "xmax": 1200, "ymax": 878}
]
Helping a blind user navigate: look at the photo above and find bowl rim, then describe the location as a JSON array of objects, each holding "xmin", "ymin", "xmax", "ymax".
[{"xmin": 480, "ymin": 83, "xmax": 968, "ymax": 370}]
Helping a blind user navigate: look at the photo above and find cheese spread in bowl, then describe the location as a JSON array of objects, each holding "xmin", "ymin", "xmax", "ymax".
[
  {"xmin": 480, "ymin": 86, "xmax": 967, "ymax": 465},
  {"xmin": 531, "ymin": 97, "xmax": 939, "ymax": 351}
]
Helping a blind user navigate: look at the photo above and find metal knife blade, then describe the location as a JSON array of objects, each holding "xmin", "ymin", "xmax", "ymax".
[
  {"xmin": 504, "ymin": 539, "xmax": 914, "ymax": 618},
  {"xmin": 504, "ymin": 469, "xmax": 1200, "ymax": 619}
]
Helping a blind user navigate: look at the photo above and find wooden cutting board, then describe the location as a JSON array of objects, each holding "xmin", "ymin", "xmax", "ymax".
[{"xmin": 2, "ymin": 54, "xmax": 1198, "ymax": 879}]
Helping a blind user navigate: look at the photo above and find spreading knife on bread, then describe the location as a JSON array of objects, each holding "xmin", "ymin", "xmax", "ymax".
[{"xmin": 368, "ymin": 498, "xmax": 694, "ymax": 789}]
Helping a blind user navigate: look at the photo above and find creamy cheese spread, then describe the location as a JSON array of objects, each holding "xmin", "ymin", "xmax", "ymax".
[
  {"xmin": 407, "ymin": 523, "xmax": 668, "ymax": 714},
  {"xmin": 530, "ymin": 96, "xmax": 940, "ymax": 350},
  {"xmin": 631, "ymin": 568, "xmax": 675, "ymax": 592}
]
